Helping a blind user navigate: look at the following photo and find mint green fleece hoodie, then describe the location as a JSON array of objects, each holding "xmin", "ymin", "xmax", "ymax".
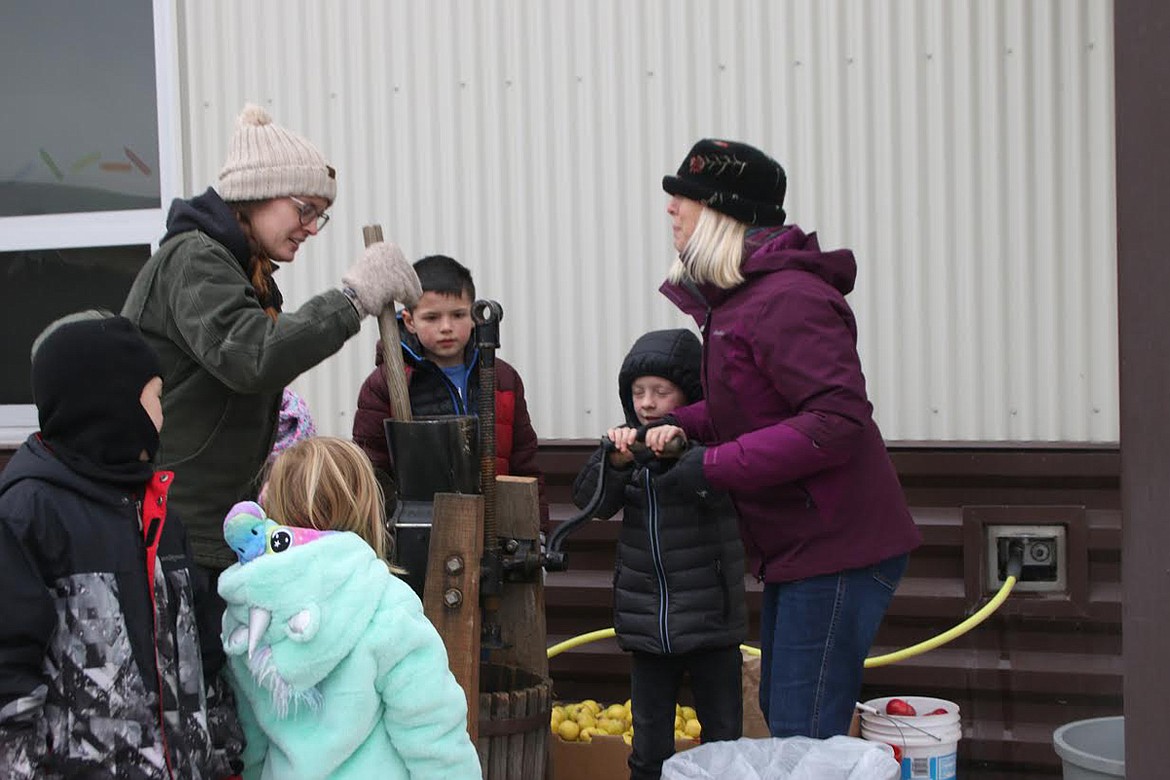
[{"xmin": 218, "ymin": 531, "xmax": 482, "ymax": 779}]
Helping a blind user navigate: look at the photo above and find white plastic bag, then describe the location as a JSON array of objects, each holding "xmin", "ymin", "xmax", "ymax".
[{"xmin": 661, "ymin": 735, "xmax": 899, "ymax": 780}]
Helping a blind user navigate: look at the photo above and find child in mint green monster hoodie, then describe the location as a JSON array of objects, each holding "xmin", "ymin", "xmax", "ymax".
[{"xmin": 217, "ymin": 436, "xmax": 482, "ymax": 779}]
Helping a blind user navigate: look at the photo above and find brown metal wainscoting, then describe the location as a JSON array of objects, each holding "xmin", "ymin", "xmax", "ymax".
[
  {"xmin": 1, "ymin": 442, "xmax": 1120, "ymax": 777},
  {"xmin": 539, "ymin": 441, "xmax": 1120, "ymax": 780}
]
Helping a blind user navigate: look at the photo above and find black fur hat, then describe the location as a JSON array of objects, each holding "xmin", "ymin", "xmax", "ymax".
[{"xmin": 663, "ymin": 138, "xmax": 787, "ymax": 226}]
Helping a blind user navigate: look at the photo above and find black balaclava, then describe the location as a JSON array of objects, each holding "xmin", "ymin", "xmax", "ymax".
[{"xmin": 31, "ymin": 316, "xmax": 163, "ymax": 487}]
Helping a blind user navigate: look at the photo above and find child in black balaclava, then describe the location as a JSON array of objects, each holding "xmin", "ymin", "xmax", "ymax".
[
  {"xmin": 31, "ymin": 313, "xmax": 163, "ymax": 485},
  {"xmin": 0, "ymin": 312, "xmax": 241, "ymax": 779}
]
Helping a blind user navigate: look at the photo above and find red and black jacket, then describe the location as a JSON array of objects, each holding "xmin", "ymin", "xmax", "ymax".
[{"xmin": 352, "ymin": 334, "xmax": 549, "ymax": 529}]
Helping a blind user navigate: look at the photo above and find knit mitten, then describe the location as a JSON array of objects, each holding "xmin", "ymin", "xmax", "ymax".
[{"xmin": 341, "ymin": 242, "xmax": 422, "ymax": 317}]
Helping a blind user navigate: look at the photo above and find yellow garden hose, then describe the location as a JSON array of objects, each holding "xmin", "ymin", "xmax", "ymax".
[
  {"xmin": 546, "ymin": 628, "xmax": 620, "ymax": 660},
  {"xmin": 547, "ymin": 573, "xmax": 1019, "ymax": 668},
  {"xmin": 862, "ymin": 573, "xmax": 1017, "ymax": 667}
]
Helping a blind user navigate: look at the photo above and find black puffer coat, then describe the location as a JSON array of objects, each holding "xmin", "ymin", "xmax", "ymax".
[{"xmin": 572, "ymin": 330, "xmax": 747, "ymax": 655}]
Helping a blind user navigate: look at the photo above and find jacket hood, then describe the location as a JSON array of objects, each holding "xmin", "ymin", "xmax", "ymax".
[
  {"xmin": 218, "ymin": 532, "xmax": 389, "ymax": 713},
  {"xmin": 0, "ymin": 435, "xmax": 135, "ymax": 507},
  {"xmin": 162, "ymin": 187, "xmax": 252, "ymax": 269},
  {"xmin": 618, "ymin": 330, "xmax": 703, "ymax": 427},
  {"xmin": 742, "ymin": 225, "xmax": 856, "ymax": 295},
  {"xmin": 659, "ymin": 225, "xmax": 857, "ymax": 319}
]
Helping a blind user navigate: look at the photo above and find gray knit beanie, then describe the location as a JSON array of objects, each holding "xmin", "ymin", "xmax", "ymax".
[{"xmin": 217, "ymin": 104, "xmax": 337, "ymax": 203}]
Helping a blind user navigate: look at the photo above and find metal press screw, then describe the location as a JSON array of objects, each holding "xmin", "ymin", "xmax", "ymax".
[
  {"xmin": 443, "ymin": 589, "xmax": 463, "ymax": 608},
  {"xmin": 445, "ymin": 556, "xmax": 464, "ymax": 576}
]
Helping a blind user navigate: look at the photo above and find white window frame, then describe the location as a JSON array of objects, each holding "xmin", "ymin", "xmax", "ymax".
[{"xmin": 0, "ymin": 0, "xmax": 182, "ymax": 446}]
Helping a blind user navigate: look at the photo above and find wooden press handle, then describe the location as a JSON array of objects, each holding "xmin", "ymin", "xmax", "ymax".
[{"xmin": 362, "ymin": 224, "xmax": 413, "ymax": 422}]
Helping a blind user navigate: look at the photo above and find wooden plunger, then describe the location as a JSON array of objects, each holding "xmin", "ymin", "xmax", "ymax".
[{"xmin": 362, "ymin": 224, "xmax": 412, "ymax": 422}]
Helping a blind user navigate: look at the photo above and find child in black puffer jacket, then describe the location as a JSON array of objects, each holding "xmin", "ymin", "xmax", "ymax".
[{"xmin": 572, "ymin": 329, "xmax": 747, "ymax": 780}]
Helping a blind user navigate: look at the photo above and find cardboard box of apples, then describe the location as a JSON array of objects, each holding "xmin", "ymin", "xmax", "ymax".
[{"xmin": 548, "ymin": 698, "xmax": 699, "ymax": 780}]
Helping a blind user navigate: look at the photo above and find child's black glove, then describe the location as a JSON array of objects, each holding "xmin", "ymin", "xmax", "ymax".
[
  {"xmin": 652, "ymin": 445, "xmax": 711, "ymax": 500},
  {"xmin": 640, "ymin": 415, "xmax": 681, "ymax": 433}
]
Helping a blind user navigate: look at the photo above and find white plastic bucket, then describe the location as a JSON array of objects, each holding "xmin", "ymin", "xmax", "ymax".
[{"xmin": 860, "ymin": 696, "xmax": 961, "ymax": 780}]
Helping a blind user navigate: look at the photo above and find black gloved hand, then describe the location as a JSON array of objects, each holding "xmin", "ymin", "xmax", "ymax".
[
  {"xmin": 637, "ymin": 414, "xmax": 681, "ymax": 437},
  {"xmin": 651, "ymin": 444, "xmax": 711, "ymax": 500}
]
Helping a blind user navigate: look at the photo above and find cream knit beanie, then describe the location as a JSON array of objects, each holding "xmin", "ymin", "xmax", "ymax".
[{"xmin": 217, "ymin": 104, "xmax": 337, "ymax": 203}]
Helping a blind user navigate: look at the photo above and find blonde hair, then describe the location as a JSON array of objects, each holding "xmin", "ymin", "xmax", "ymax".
[
  {"xmin": 263, "ymin": 436, "xmax": 399, "ymax": 569},
  {"xmin": 667, "ymin": 206, "xmax": 748, "ymax": 289}
]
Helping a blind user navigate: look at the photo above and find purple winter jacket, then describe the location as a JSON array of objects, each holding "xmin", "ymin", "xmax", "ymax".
[{"xmin": 660, "ymin": 225, "xmax": 921, "ymax": 583}]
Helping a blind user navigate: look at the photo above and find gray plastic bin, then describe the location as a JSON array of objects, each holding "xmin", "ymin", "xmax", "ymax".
[{"xmin": 1053, "ymin": 716, "xmax": 1124, "ymax": 779}]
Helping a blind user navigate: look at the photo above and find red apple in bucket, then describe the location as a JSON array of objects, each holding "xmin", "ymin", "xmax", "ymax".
[{"xmin": 885, "ymin": 698, "xmax": 917, "ymax": 716}]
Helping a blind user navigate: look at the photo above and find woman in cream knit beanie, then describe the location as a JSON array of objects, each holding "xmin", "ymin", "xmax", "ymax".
[
  {"xmin": 121, "ymin": 103, "xmax": 420, "ymax": 576},
  {"xmin": 217, "ymin": 103, "xmax": 337, "ymax": 205},
  {"xmin": 218, "ymin": 104, "xmax": 338, "ymax": 312}
]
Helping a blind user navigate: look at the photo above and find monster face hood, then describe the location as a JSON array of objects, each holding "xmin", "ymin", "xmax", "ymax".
[{"xmin": 218, "ymin": 521, "xmax": 390, "ymax": 717}]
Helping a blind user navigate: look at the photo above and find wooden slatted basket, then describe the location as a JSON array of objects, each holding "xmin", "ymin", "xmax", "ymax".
[{"xmin": 477, "ymin": 663, "xmax": 552, "ymax": 779}]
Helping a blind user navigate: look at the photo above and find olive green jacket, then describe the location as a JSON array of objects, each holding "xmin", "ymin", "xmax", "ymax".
[{"xmin": 123, "ymin": 231, "xmax": 361, "ymax": 569}]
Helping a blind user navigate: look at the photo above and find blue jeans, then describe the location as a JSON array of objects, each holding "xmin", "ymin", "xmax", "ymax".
[{"xmin": 759, "ymin": 553, "xmax": 908, "ymax": 738}]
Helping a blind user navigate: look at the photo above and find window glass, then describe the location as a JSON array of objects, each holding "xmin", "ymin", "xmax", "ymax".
[
  {"xmin": 0, "ymin": 245, "xmax": 151, "ymax": 405},
  {"xmin": 0, "ymin": 0, "xmax": 159, "ymax": 217}
]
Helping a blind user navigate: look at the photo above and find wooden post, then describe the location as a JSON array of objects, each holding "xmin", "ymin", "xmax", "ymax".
[
  {"xmin": 493, "ymin": 475, "xmax": 548, "ymax": 678},
  {"xmin": 423, "ymin": 492, "xmax": 484, "ymax": 740},
  {"xmin": 361, "ymin": 224, "xmax": 413, "ymax": 422},
  {"xmin": 1116, "ymin": 2, "xmax": 1170, "ymax": 775}
]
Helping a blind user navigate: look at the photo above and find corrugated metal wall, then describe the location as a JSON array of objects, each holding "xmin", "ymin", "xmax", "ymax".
[{"xmin": 178, "ymin": 0, "xmax": 1117, "ymax": 443}]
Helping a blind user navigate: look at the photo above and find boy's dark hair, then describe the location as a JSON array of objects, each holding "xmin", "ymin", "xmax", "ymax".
[{"xmin": 410, "ymin": 255, "xmax": 476, "ymax": 305}]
